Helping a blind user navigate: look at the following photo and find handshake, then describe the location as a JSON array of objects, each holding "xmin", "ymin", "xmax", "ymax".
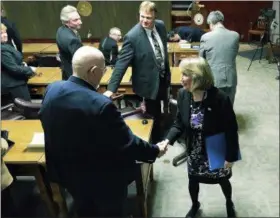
[{"xmin": 156, "ymin": 139, "xmax": 170, "ymax": 158}]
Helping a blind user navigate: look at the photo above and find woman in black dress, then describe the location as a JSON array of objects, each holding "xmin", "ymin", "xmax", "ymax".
[{"xmin": 162, "ymin": 57, "xmax": 240, "ymax": 218}]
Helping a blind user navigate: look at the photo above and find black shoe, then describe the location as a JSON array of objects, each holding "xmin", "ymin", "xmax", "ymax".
[
  {"xmin": 226, "ymin": 200, "xmax": 236, "ymax": 217},
  {"xmin": 185, "ymin": 201, "xmax": 200, "ymax": 218}
]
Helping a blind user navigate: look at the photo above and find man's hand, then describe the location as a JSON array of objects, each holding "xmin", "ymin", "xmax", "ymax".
[
  {"xmin": 156, "ymin": 139, "xmax": 170, "ymax": 158},
  {"xmin": 224, "ymin": 161, "xmax": 233, "ymax": 169},
  {"xmin": 103, "ymin": 90, "xmax": 114, "ymax": 98}
]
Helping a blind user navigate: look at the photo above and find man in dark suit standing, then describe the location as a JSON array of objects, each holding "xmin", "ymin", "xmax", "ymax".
[
  {"xmin": 99, "ymin": 27, "xmax": 122, "ymax": 66},
  {"xmin": 39, "ymin": 46, "xmax": 167, "ymax": 217},
  {"xmin": 104, "ymin": 1, "xmax": 171, "ymax": 144},
  {"xmin": 1, "ymin": 8, "xmax": 22, "ymax": 53},
  {"xmin": 56, "ymin": 5, "xmax": 83, "ymax": 80}
]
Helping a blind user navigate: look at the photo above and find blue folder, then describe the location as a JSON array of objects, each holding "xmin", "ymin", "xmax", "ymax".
[{"xmin": 205, "ymin": 132, "xmax": 241, "ymax": 171}]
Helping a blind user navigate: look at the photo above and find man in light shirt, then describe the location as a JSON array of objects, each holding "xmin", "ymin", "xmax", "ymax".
[{"xmin": 103, "ymin": 1, "xmax": 171, "ymax": 144}]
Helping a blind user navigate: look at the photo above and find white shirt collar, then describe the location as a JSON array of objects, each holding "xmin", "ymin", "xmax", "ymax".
[{"xmin": 144, "ymin": 25, "xmax": 157, "ymax": 36}]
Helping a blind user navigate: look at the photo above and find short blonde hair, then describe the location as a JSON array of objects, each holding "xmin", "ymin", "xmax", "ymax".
[
  {"xmin": 179, "ymin": 57, "xmax": 214, "ymax": 92},
  {"xmin": 1, "ymin": 23, "xmax": 7, "ymax": 32},
  {"xmin": 60, "ymin": 5, "xmax": 78, "ymax": 24},
  {"xmin": 139, "ymin": 1, "xmax": 157, "ymax": 13}
]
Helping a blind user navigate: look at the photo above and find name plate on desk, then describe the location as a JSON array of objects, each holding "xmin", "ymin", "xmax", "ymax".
[
  {"xmin": 179, "ymin": 43, "xmax": 191, "ymax": 49},
  {"xmin": 27, "ymin": 132, "xmax": 45, "ymax": 149}
]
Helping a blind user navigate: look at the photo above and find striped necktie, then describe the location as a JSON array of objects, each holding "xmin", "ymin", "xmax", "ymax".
[{"xmin": 151, "ymin": 30, "xmax": 165, "ymax": 78}]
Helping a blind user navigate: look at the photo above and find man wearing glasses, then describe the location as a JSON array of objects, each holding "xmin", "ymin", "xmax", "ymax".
[
  {"xmin": 99, "ymin": 27, "xmax": 122, "ymax": 66},
  {"xmin": 39, "ymin": 46, "xmax": 168, "ymax": 217}
]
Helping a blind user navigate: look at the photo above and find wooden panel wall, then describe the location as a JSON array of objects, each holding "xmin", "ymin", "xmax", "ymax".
[
  {"xmin": 2, "ymin": 1, "xmax": 171, "ymax": 40},
  {"xmin": 201, "ymin": 1, "xmax": 273, "ymax": 42}
]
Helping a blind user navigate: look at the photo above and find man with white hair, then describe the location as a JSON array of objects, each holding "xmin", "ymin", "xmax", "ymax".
[
  {"xmin": 56, "ymin": 5, "xmax": 83, "ymax": 80},
  {"xmin": 199, "ymin": 10, "xmax": 239, "ymax": 105},
  {"xmin": 39, "ymin": 46, "xmax": 167, "ymax": 217},
  {"xmin": 99, "ymin": 27, "xmax": 122, "ymax": 66}
]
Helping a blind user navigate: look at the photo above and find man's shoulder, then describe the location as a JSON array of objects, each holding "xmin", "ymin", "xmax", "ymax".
[
  {"xmin": 56, "ymin": 26, "xmax": 74, "ymax": 40},
  {"xmin": 46, "ymin": 81, "xmax": 112, "ymax": 107},
  {"xmin": 126, "ymin": 23, "xmax": 142, "ymax": 38}
]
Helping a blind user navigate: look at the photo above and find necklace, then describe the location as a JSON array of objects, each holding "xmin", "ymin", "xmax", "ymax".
[{"xmin": 190, "ymin": 91, "xmax": 207, "ymax": 110}]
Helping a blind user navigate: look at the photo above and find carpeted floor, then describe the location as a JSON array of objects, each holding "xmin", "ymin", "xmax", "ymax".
[
  {"xmin": 2, "ymin": 44, "xmax": 279, "ymax": 218},
  {"xmin": 150, "ymin": 45, "xmax": 279, "ymax": 217}
]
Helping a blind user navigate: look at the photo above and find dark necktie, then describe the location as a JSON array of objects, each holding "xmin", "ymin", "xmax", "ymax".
[{"xmin": 151, "ymin": 31, "xmax": 165, "ymax": 78}]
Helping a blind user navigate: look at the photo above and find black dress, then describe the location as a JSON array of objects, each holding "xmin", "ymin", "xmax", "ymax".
[{"xmin": 187, "ymin": 100, "xmax": 231, "ymax": 184}]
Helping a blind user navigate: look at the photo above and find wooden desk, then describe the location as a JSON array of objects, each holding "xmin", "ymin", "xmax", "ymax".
[
  {"xmin": 98, "ymin": 66, "xmax": 182, "ymax": 98},
  {"xmin": 98, "ymin": 67, "xmax": 132, "ymax": 94},
  {"xmin": 28, "ymin": 67, "xmax": 62, "ymax": 95},
  {"xmin": 3, "ymin": 119, "xmax": 154, "ymax": 218},
  {"xmin": 40, "ymin": 42, "xmax": 97, "ymax": 55},
  {"xmin": 22, "ymin": 43, "xmax": 54, "ymax": 60},
  {"xmin": 170, "ymin": 67, "xmax": 182, "ymax": 98},
  {"xmin": 2, "ymin": 120, "xmax": 56, "ymax": 216},
  {"xmin": 173, "ymin": 42, "xmax": 200, "ymax": 66}
]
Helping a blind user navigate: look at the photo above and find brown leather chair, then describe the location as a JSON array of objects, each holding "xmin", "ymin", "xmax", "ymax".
[{"xmin": 14, "ymin": 98, "xmax": 41, "ymax": 119}]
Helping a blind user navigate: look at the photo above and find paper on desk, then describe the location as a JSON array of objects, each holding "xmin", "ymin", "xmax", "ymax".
[
  {"xmin": 179, "ymin": 43, "xmax": 191, "ymax": 49},
  {"xmin": 27, "ymin": 132, "xmax": 45, "ymax": 148}
]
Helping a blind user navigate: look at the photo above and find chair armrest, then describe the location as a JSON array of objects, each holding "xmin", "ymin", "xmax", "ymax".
[
  {"xmin": 14, "ymin": 98, "xmax": 42, "ymax": 110},
  {"xmin": 121, "ymin": 107, "xmax": 142, "ymax": 119},
  {"xmin": 1, "ymin": 103, "xmax": 14, "ymax": 111},
  {"xmin": 169, "ymin": 98, "xmax": 177, "ymax": 106}
]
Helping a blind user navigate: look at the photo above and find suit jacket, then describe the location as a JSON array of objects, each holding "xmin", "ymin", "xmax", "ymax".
[
  {"xmin": 175, "ymin": 26, "xmax": 205, "ymax": 42},
  {"xmin": 56, "ymin": 25, "xmax": 83, "ymax": 80},
  {"xmin": 1, "ymin": 17, "xmax": 22, "ymax": 53},
  {"xmin": 1, "ymin": 43, "xmax": 34, "ymax": 91},
  {"xmin": 165, "ymin": 87, "xmax": 240, "ymax": 162},
  {"xmin": 99, "ymin": 36, "xmax": 119, "ymax": 66},
  {"xmin": 199, "ymin": 26, "xmax": 239, "ymax": 88},
  {"xmin": 39, "ymin": 76, "xmax": 159, "ymax": 191},
  {"xmin": 107, "ymin": 20, "xmax": 171, "ymax": 100}
]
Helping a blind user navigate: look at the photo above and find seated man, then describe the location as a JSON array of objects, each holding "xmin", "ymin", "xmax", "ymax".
[
  {"xmin": 168, "ymin": 26, "xmax": 205, "ymax": 43},
  {"xmin": 39, "ymin": 46, "xmax": 167, "ymax": 218},
  {"xmin": 99, "ymin": 27, "xmax": 122, "ymax": 66}
]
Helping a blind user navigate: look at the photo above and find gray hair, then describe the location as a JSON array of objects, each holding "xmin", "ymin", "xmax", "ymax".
[
  {"xmin": 60, "ymin": 5, "xmax": 77, "ymax": 24},
  {"xmin": 207, "ymin": 11, "xmax": 224, "ymax": 25},
  {"xmin": 109, "ymin": 27, "xmax": 121, "ymax": 35}
]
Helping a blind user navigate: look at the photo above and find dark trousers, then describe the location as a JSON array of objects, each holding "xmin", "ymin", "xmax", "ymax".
[
  {"xmin": 145, "ymin": 78, "xmax": 169, "ymax": 144},
  {"xmin": 1, "ymin": 183, "xmax": 18, "ymax": 217},
  {"xmin": 4, "ymin": 84, "xmax": 31, "ymax": 102},
  {"xmin": 219, "ymin": 86, "xmax": 236, "ymax": 106},
  {"xmin": 66, "ymin": 183, "xmax": 127, "ymax": 218}
]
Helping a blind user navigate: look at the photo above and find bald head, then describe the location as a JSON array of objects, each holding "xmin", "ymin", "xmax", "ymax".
[{"xmin": 72, "ymin": 46, "xmax": 106, "ymax": 88}]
